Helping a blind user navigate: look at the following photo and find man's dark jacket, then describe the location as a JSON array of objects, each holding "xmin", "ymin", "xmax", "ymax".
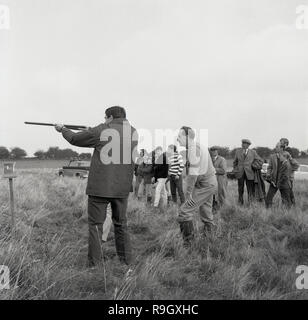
[
  {"xmin": 137, "ymin": 162, "xmax": 153, "ymax": 184},
  {"xmin": 266, "ymin": 153, "xmax": 291, "ymax": 190},
  {"xmin": 233, "ymin": 148, "xmax": 263, "ymax": 180},
  {"xmin": 153, "ymin": 153, "xmax": 169, "ymax": 180},
  {"xmin": 62, "ymin": 118, "xmax": 138, "ymax": 198}
]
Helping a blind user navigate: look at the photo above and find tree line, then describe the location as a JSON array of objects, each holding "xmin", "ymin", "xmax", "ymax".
[
  {"xmin": 217, "ymin": 146, "xmax": 307, "ymax": 159},
  {"xmin": 0, "ymin": 146, "xmax": 91, "ymax": 160},
  {"xmin": 0, "ymin": 145, "xmax": 307, "ymax": 161}
]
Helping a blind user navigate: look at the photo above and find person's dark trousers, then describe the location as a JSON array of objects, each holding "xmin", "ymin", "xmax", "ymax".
[
  {"xmin": 88, "ymin": 196, "xmax": 132, "ymax": 267},
  {"xmin": 237, "ymin": 171, "xmax": 254, "ymax": 205},
  {"xmin": 212, "ymin": 195, "xmax": 218, "ymax": 213},
  {"xmin": 265, "ymin": 185, "xmax": 292, "ymax": 209},
  {"xmin": 290, "ymin": 180, "xmax": 295, "ymax": 206},
  {"xmin": 170, "ymin": 175, "xmax": 185, "ymax": 204}
]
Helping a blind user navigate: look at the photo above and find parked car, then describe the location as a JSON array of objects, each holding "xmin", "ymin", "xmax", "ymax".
[
  {"xmin": 261, "ymin": 163, "xmax": 269, "ymax": 178},
  {"xmin": 294, "ymin": 164, "xmax": 308, "ymax": 180},
  {"xmin": 260, "ymin": 163, "xmax": 308, "ymax": 181},
  {"xmin": 58, "ymin": 159, "xmax": 90, "ymax": 178}
]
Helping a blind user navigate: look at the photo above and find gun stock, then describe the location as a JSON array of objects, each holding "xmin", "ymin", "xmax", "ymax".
[{"xmin": 25, "ymin": 122, "xmax": 87, "ymax": 130}]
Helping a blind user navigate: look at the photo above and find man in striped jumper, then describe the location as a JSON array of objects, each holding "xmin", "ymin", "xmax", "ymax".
[{"xmin": 167, "ymin": 144, "xmax": 185, "ymax": 205}]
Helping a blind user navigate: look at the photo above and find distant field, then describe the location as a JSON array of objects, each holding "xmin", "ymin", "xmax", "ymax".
[
  {"xmin": 0, "ymin": 157, "xmax": 307, "ymax": 171},
  {"xmin": 0, "ymin": 159, "xmax": 68, "ymax": 169}
]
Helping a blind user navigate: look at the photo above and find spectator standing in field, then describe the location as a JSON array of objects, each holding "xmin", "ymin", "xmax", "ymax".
[
  {"xmin": 153, "ymin": 146, "xmax": 169, "ymax": 212},
  {"xmin": 233, "ymin": 139, "xmax": 263, "ymax": 205},
  {"xmin": 251, "ymin": 154, "xmax": 266, "ymax": 202},
  {"xmin": 55, "ymin": 106, "xmax": 138, "ymax": 266},
  {"xmin": 167, "ymin": 144, "xmax": 185, "ymax": 205},
  {"xmin": 265, "ymin": 142, "xmax": 292, "ymax": 208},
  {"xmin": 137, "ymin": 154, "xmax": 154, "ymax": 205},
  {"xmin": 209, "ymin": 146, "xmax": 228, "ymax": 210},
  {"xmin": 134, "ymin": 149, "xmax": 146, "ymax": 198},
  {"xmin": 280, "ymin": 138, "xmax": 299, "ymax": 205},
  {"xmin": 176, "ymin": 127, "xmax": 217, "ymax": 246}
]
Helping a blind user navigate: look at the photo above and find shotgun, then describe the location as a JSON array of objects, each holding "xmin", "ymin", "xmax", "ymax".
[{"xmin": 25, "ymin": 122, "xmax": 87, "ymax": 130}]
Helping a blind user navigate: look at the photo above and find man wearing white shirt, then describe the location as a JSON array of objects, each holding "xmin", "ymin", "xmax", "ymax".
[{"xmin": 176, "ymin": 126, "xmax": 217, "ymax": 246}]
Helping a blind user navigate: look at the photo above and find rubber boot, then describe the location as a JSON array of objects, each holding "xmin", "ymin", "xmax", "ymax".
[
  {"xmin": 167, "ymin": 195, "xmax": 172, "ymax": 206},
  {"xmin": 179, "ymin": 221, "xmax": 194, "ymax": 247}
]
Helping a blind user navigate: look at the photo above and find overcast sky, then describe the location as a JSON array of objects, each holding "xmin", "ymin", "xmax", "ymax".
[{"xmin": 1, "ymin": 0, "xmax": 308, "ymax": 156}]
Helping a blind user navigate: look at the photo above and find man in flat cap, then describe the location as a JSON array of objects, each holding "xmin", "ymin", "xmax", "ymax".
[
  {"xmin": 279, "ymin": 138, "xmax": 299, "ymax": 205},
  {"xmin": 209, "ymin": 146, "xmax": 228, "ymax": 210},
  {"xmin": 233, "ymin": 139, "xmax": 263, "ymax": 205},
  {"xmin": 55, "ymin": 106, "xmax": 138, "ymax": 267},
  {"xmin": 265, "ymin": 142, "xmax": 292, "ymax": 208}
]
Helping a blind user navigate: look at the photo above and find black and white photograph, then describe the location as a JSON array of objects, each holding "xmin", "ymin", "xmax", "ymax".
[{"xmin": 0, "ymin": 0, "xmax": 308, "ymax": 306}]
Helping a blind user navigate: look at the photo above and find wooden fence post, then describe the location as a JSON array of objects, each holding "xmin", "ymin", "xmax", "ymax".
[{"xmin": 3, "ymin": 162, "xmax": 17, "ymax": 234}]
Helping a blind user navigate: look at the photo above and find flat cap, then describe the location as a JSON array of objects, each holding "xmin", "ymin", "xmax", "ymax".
[
  {"xmin": 209, "ymin": 146, "xmax": 220, "ymax": 151},
  {"xmin": 241, "ymin": 139, "xmax": 251, "ymax": 145}
]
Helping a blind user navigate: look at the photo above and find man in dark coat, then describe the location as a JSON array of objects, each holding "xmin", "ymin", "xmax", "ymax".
[
  {"xmin": 55, "ymin": 106, "xmax": 138, "ymax": 266},
  {"xmin": 134, "ymin": 149, "xmax": 146, "ymax": 198},
  {"xmin": 137, "ymin": 154, "xmax": 154, "ymax": 204},
  {"xmin": 265, "ymin": 142, "xmax": 292, "ymax": 208},
  {"xmin": 152, "ymin": 146, "xmax": 169, "ymax": 212},
  {"xmin": 280, "ymin": 138, "xmax": 299, "ymax": 205},
  {"xmin": 233, "ymin": 139, "xmax": 263, "ymax": 205}
]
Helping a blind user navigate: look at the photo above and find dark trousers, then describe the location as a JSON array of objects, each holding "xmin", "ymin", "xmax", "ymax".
[
  {"xmin": 88, "ymin": 196, "xmax": 132, "ymax": 266},
  {"xmin": 170, "ymin": 175, "xmax": 185, "ymax": 204},
  {"xmin": 212, "ymin": 195, "xmax": 218, "ymax": 213},
  {"xmin": 265, "ymin": 185, "xmax": 292, "ymax": 209},
  {"xmin": 238, "ymin": 171, "xmax": 254, "ymax": 205},
  {"xmin": 290, "ymin": 180, "xmax": 295, "ymax": 205}
]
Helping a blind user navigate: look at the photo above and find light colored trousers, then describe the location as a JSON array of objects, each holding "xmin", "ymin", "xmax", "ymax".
[
  {"xmin": 102, "ymin": 204, "xmax": 112, "ymax": 241},
  {"xmin": 179, "ymin": 175, "xmax": 217, "ymax": 225},
  {"xmin": 165, "ymin": 180, "xmax": 171, "ymax": 197},
  {"xmin": 216, "ymin": 175, "xmax": 228, "ymax": 206},
  {"xmin": 154, "ymin": 178, "xmax": 168, "ymax": 207}
]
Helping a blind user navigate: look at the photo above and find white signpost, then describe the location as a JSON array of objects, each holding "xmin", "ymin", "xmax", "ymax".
[{"xmin": 3, "ymin": 162, "xmax": 17, "ymax": 232}]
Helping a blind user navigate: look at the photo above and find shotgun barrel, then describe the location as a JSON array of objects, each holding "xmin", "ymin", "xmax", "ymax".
[{"xmin": 24, "ymin": 122, "xmax": 87, "ymax": 130}]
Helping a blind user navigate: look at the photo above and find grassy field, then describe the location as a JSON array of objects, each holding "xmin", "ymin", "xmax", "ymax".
[{"xmin": 0, "ymin": 168, "xmax": 307, "ymax": 300}]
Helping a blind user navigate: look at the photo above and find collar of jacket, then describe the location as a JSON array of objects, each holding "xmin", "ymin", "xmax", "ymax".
[
  {"xmin": 110, "ymin": 117, "xmax": 128, "ymax": 124},
  {"xmin": 276, "ymin": 153, "xmax": 287, "ymax": 164}
]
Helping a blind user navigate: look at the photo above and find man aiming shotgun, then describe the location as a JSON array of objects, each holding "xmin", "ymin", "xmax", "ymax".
[{"xmin": 26, "ymin": 107, "xmax": 138, "ymax": 267}]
